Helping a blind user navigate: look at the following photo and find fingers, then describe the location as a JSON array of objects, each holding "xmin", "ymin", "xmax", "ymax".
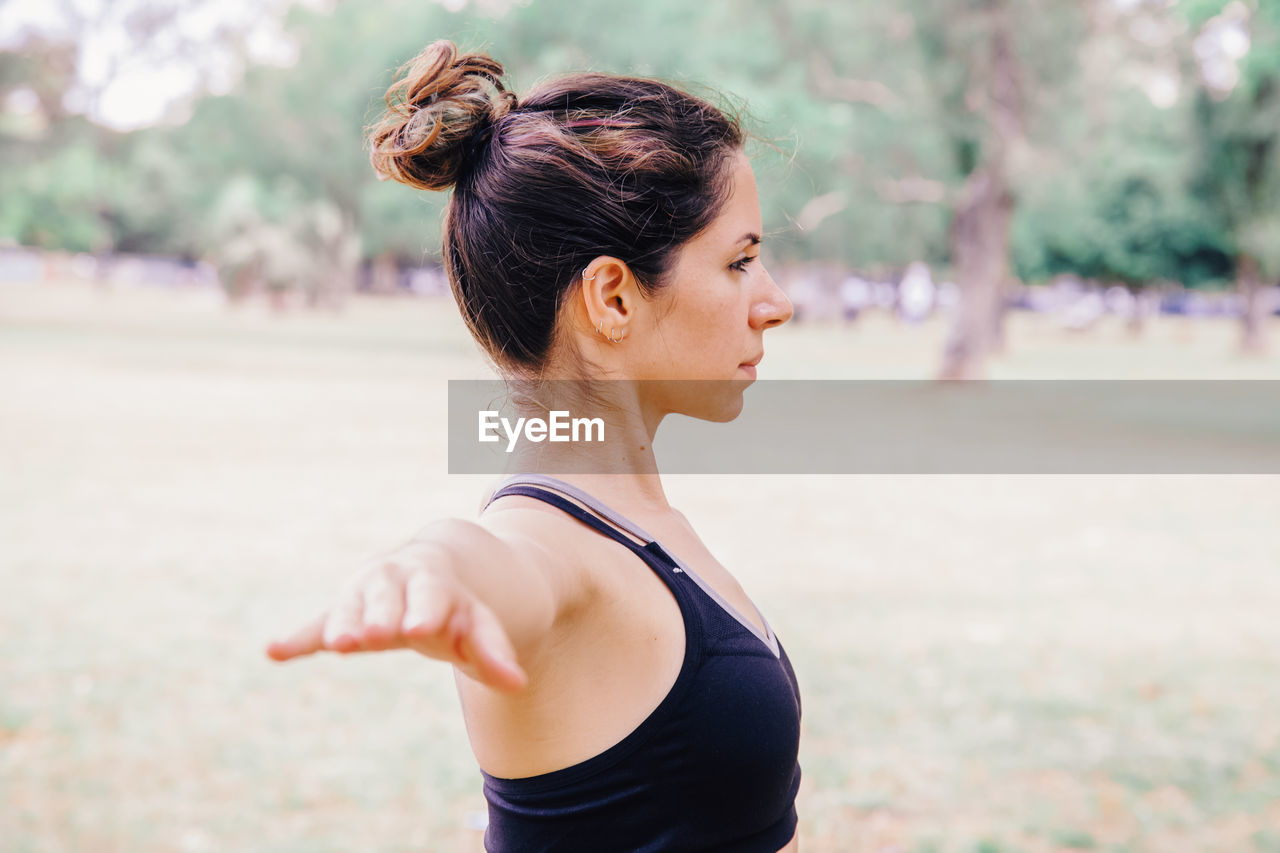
[
  {"xmin": 266, "ymin": 613, "xmax": 327, "ymax": 662},
  {"xmin": 402, "ymin": 569, "xmax": 454, "ymax": 636},
  {"xmin": 322, "ymin": 587, "xmax": 365, "ymax": 653},
  {"xmin": 400, "ymin": 571, "xmax": 468, "ymax": 656},
  {"xmin": 265, "ymin": 560, "xmax": 529, "ymax": 694},
  {"xmin": 400, "ymin": 573, "xmax": 526, "ymax": 693},
  {"xmin": 360, "ymin": 568, "xmax": 405, "ymax": 651},
  {"xmin": 458, "ymin": 599, "xmax": 528, "ymax": 694}
]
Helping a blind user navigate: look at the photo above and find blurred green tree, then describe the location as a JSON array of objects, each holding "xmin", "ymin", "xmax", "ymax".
[
  {"xmin": 1184, "ymin": 0, "xmax": 1280, "ymax": 353},
  {"xmin": 1, "ymin": 1, "xmax": 299, "ymax": 262},
  {"xmin": 7, "ymin": 0, "xmax": 1272, "ymax": 356},
  {"xmin": 903, "ymin": 0, "xmax": 1091, "ymax": 378},
  {"xmin": 1011, "ymin": 89, "xmax": 1234, "ymax": 333},
  {"xmin": 0, "ymin": 40, "xmax": 114, "ymax": 253}
]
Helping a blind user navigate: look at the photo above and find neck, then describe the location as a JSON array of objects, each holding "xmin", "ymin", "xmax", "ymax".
[{"xmin": 501, "ymin": 379, "xmax": 671, "ymax": 511}]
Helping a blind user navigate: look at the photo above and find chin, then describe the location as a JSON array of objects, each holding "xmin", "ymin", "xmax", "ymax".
[
  {"xmin": 704, "ymin": 395, "xmax": 746, "ymax": 422},
  {"xmin": 665, "ymin": 378, "xmax": 751, "ymax": 422}
]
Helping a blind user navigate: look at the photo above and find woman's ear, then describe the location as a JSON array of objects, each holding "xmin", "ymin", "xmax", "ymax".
[{"xmin": 579, "ymin": 257, "xmax": 637, "ymax": 339}]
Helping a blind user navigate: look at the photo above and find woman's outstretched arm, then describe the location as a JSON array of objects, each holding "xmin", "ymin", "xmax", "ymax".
[{"xmin": 264, "ymin": 516, "xmax": 577, "ymax": 694}]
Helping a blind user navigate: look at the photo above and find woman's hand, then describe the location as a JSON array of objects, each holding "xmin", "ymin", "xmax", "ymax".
[{"xmin": 265, "ymin": 542, "xmax": 529, "ymax": 694}]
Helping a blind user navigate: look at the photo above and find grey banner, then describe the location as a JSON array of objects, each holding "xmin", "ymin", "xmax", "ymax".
[{"xmin": 448, "ymin": 380, "xmax": 1280, "ymax": 474}]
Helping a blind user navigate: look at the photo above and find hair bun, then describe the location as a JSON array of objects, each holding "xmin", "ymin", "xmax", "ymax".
[{"xmin": 368, "ymin": 40, "xmax": 516, "ymax": 191}]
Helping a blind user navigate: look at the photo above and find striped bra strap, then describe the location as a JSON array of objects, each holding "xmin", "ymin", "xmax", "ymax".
[{"xmin": 484, "ymin": 474, "xmax": 662, "ymax": 559}]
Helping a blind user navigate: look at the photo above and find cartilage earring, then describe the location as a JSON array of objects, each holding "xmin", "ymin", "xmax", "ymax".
[{"xmin": 582, "ymin": 267, "xmax": 597, "ymax": 280}]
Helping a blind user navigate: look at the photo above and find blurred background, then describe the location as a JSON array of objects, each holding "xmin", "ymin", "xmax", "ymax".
[{"xmin": 2, "ymin": 0, "xmax": 1279, "ymax": 851}]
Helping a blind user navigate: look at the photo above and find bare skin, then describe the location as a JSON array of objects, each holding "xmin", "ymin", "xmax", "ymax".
[{"xmin": 267, "ymin": 150, "xmax": 797, "ymax": 850}]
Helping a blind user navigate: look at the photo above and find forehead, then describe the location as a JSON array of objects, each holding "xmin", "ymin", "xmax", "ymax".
[{"xmin": 686, "ymin": 152, "xmax": 761, "ymax": 252}]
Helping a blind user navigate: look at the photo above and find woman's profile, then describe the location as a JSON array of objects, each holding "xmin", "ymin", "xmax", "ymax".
[{"xmin": 266, "ymin": 39, "xmax": 800, "ymax": 852}]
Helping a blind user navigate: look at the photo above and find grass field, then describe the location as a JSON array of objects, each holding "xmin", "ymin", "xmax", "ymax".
[{"xmin": 2, "ymin": 279, "xmax": 1279, "ymax": 853}]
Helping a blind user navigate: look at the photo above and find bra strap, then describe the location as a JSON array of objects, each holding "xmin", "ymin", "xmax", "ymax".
[
  {"xmin": 487, "ymin": 484, "xmax": 658, "ymax": 560},
  {"xmin": 484, "ymin": 474, "xmax": 656, "ymax": 543}
]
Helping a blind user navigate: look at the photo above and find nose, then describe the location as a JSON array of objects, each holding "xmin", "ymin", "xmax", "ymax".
[{"xmin": 751, "ymin": 266, "xmax": 794, "ymax": 330}]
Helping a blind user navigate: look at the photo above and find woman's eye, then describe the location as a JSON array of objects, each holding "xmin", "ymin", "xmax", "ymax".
[{"xmin": 730, "ymin": 255, "xmax": 758, "ymax": 273}]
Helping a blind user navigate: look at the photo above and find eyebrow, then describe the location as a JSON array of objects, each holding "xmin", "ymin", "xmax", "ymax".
[{"xmin": 739, "ymin": 233, "xmax": 761, "ymax": 246}]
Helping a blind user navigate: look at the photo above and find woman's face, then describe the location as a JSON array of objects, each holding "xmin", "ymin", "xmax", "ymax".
[{"xmin": 627, "ymin": 150, "xmax": 793, "ymax": 420}]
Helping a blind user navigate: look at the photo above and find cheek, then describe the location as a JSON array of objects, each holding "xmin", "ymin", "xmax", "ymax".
[
  {"xmin": 679, "ymin": 298, "xmax": 736, "ymax": 351},
  {"xmin": 650, "ymin": 271, "xmax": 744, "ymax": 359},
  {"xmin": 688, "ymin": 277, "xmax": 743, "ymax": 320}
]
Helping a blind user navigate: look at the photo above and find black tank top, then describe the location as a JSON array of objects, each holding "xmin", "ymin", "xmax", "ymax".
[{"xmin": 479, "ymin": 474, "xmax": 802, "ymax": 852}]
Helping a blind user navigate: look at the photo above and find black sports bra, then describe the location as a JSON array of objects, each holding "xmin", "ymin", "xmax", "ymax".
[{"xmin": 478, "ymin": 474, "xmax": 802, "ymax": 852}]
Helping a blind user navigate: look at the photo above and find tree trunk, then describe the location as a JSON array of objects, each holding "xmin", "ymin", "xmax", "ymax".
[
  {"xmin": 370, "ymin": 252, "xmax": 399, "ymax": 296},
  {"xmin": 990, "ymin": 276, "xmax": 1014, "ymax": 356},
  {"xmin": 1126, "ymin": 284, "xmax": 1146, "ymax": 338},
  {"xmin": 1239, "ymin": 254, "xmax": 1270, "ymax": 355},
  {"xmin": 940, "ymin": 167, "xmax": 1013, "ymax": 379},
  {"xmin": 227, "ymin": 265, "xmax": 260, "ymax": 305},
  {"xmin": 937, "ymin": 4, "xmax": 1022, "ymax": 380}
]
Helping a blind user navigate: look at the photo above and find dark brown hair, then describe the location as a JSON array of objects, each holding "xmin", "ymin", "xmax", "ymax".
[{"xmin": 367, "ymin": 40, "xmax": 745, "ymax": 374}]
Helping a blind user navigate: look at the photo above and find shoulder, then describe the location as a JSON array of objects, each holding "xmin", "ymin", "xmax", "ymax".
[{"xmin": 477, "ymin": 492, "xmax": 605, "ymax": 619}]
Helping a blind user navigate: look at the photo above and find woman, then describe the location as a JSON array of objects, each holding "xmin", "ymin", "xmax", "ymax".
[{"xmin": 266, "ymin": 39, "xmax": 799, "ymax": 852}]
